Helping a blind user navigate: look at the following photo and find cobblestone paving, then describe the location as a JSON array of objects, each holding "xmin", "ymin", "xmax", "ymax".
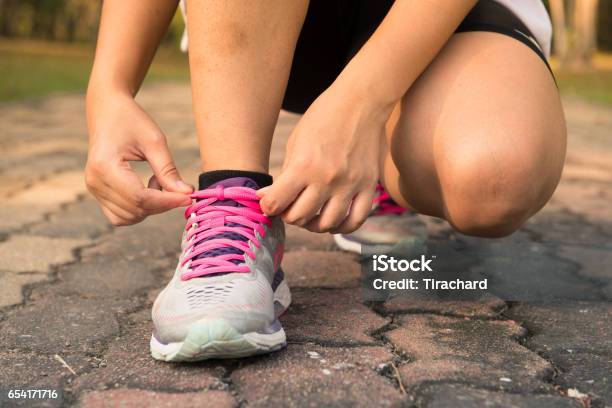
[{"xmin": 0, "ymin": 84, "xmax": 610, "ymax": 408}]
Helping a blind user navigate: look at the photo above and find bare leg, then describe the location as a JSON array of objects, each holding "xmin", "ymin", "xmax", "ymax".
[
  {"xmin": 186, "ymin": 0, "xmax": 309, "ymax": 173},
  {"xmin": 380, "ymin": 32, "xmax": 566, "ymax": 237}
]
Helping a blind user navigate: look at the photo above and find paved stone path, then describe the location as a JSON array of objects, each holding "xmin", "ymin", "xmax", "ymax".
[{"xmin": 0, "ymin": 84, "xmax": 610, "ymax": 408}]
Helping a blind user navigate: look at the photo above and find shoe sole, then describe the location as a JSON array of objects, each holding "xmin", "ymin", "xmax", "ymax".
[
  {"xmin": 150, "ymin": 280, "xmax": 291, "ymax": 362},
  {"xmin": 333, "ymin": 233, "xmax": 362, "ymax": 254}
]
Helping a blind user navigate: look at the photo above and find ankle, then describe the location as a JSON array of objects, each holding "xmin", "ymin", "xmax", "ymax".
[
  {"xmin": 198, "ymin": 169, "xmax": 273, "ymax": 191},
  {"xmin": 201, "ymin": 159, "xmax": 268, "ymax": 175}
]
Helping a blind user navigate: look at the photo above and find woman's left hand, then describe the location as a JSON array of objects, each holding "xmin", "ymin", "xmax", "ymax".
[{"xmin": 258, "ymin": 85, "xmax": 392, "ymax": 233}]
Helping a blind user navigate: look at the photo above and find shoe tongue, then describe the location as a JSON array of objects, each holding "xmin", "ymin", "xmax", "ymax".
[
  {"xmin": 210, "ymin": 176, "xmax": 260, "ymax": 189},
  {"xmin": 207, "ymin": 177, "xmax": 259, "ymax": 207},
  {"xmin": 192, "ymin": 177, "xmax": 260, "ymax": 271}
]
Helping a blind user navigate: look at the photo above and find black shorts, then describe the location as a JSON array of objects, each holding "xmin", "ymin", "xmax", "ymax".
[{"xmin": 282, "ymin": 0, "xmax": 552, "ymax": 114}]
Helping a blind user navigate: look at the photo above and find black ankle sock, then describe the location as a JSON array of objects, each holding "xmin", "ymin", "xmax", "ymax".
[{"xmin": 198, "ymin": 170, "xmax": 273, "ymax": 190}]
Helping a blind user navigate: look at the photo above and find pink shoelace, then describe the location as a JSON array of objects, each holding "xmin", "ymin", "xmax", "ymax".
[
  {"xmin": 372, "ymin": 183, "xmax": 407, "ymax": 216},
  {"xmin": 180, "ymin": 186, "xmax": 271, "ymax": 281}
]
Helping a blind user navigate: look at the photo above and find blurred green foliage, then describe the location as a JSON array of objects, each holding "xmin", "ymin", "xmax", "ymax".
[
  {"xmin": 1, "ymin": 0, "xmax": 611, "ymax": 105},
  {"xmin": 0, "ymin": 0, "xmax": 185, "ymax": 46},
  {"xmin": 1, "ymin": 0, "xmax": 610, "ymax": 50},
  {"xmin": 556, "ymin": 63, "xmax": 612, "ymax": 105},
  {"xmin": 0, "ymin": 43, "xmax": 92, "ymax": 102},
  {"xmin": 0, "ymin": 40, "xmax": 188, "ymax": 102},
  {"xmin": 0, "ymin": 0, "xmax": 188, "ymax": 102}
]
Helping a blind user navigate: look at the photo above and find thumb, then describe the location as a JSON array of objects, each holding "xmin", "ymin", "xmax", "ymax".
[
  {"xmin": 258, "ymin": 170, "xmax": 305, "ymax": 216},
  {"xmin": 145, "ymin": 140, "xmax": 193, "ymax": 194}
]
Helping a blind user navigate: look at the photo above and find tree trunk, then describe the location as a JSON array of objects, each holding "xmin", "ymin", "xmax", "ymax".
[
  {"xmin": 562, "ymin": 0, "xmax": 599, "ymax": 69},
  {"xmin": 550, "ymin": 0, "xmax": 568, "ymax": 62},
  {"xmin": 553, "ymin": 0, "xmax": 600, "ymax": 70},
  {"xmin": 575, "ymin": 0, "xmax": 599, "ymax": 65}
]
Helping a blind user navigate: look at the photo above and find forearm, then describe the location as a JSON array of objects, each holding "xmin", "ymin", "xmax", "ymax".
[
  {"xmin": 87, "ymin": 0, "xmax": 179, "ymax": 100},
  {"xmin": 335, "ymin": 0, "xmax": 477, "ymax": 112}
]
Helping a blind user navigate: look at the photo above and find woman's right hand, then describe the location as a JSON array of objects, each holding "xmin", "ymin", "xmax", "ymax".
[{"xmin": 85, "ymin": 90, "xmax": 193, "ymax": 226}]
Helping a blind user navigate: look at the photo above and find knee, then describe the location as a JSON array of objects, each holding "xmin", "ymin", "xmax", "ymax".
[
  {"xmin": 447, "ymin": 198, "xmax": 531, "ymax": 238},
  {"xmin": 439, "ymin": 142, "xmax": 544, "ymax": 238}
]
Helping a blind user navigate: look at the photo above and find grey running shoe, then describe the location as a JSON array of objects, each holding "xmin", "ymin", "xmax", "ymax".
[
  {"xmin": 334, "ymin": 183, "xmax": 414, "ymax": 253},
  {"xmin": 150, "ymin": 177, "xmax": 290, "ymax": 362}
]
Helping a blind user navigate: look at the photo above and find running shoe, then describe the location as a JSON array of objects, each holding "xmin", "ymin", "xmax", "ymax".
[
  {"xmin": 333, "ymin": 183, "xmax": 415, "ymax": 254},
  {"xmin": 150, "ymin": 177, "xmax": 290, "ymax": 362}
]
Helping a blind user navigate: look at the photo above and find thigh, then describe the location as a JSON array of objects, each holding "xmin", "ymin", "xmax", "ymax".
[
  {"xmin": 282, "ymin": 0, "xmax": 354, "ymax": 114},
  {"xmin": 381, "ymin": 31, "xmax": 566, "ymax": 223},
  {"xmin": 282, "ymin": 0, "xmax": 392, "ymax": 114}
]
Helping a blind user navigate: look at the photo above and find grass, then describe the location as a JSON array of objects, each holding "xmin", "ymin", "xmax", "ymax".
[
  {"xmin": 1, "ymin": 39, "xmax": 611, "ymax": 106},
  {"xmin": 0, "ymin": 39, "xmax": 189, "ymax": 103},
  {"xmin": 552, "ymin": 53, "xmax": 612, "ymax": 105},
  {"xmin": 556, "ymin": 70, "xmax": 612, "ymax": 105}
]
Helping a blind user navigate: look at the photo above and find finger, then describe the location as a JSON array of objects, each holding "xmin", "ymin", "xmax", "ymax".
[
  {"xmin": 143, "ymin": 138, "xmax": 193, "ymax": 193},
  {"xmin": 139, "ymin": 188, "xmax": 193, "ymax": 214},
  {"xmin": 305, "ymin": 192, "xmax": 353, "ymax": 233},
  {"xmin": 100, "ymin": 205, "xmax": 129, "ymax": 226},
  {"xmin": 331, "ymin": 189, "xmax": 376, "ymax": 234},
  {"xmin": 258, "ymin": 170, "xmax": 306, "ymax": 216},
  {"xmin": 98, "ymin": 198, "xmax": 136, "ymax": 221},
  {"xmin": 88, "ymin": 178, "xmax": 142, "ymax": 216},
  {"xmin": 108, "ymin": 162, "xmax": 192, "ymax": 214},
  {"xmin": 100, "ymin": 198, "xmax": 146, "ymax": 224},
  {"xmin": 100, "ymin": 175, "xmax": 191, "ymax": 216},
  {"xmin": 281, "ymin": 186, "xmax": 329, "ymax": 227},
  {"xmin": 99, "ymin": 202, "xmax": 142, "ymax": 226},
  {"xmin": 89, "ymin": 158, "xmax": 190, "ymax": 218}
]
